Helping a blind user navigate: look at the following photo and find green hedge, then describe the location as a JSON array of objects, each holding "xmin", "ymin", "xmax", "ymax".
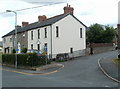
[{"xmin": 2, "ymin": 53, "xmax": 50, "ymax": 67}]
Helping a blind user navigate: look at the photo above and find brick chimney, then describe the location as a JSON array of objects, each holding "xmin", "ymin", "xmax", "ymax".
[
  {"xmin": 63, "ymin": 4, "xmax": 74, "ymax": 14},
  {"xmin": 38, "ymin": 15, "xmax": 47, "ymax": 22},
  {"xmin": 22, "ymin": 22, "xmax": 29, "ymax": 27}
]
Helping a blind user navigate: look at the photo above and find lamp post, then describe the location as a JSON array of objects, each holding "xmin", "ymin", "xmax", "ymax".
[
  {"xmin": 6, "ymin": 10, "xmax": 18, "ymax": 68},
  {"xmin": 118, "ymin": 2, "xmax": 120, "ymax": 59}
]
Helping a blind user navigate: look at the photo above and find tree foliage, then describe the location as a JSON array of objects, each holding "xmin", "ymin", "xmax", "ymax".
[
  {"xmin": 12, "ymin": 48, "xmax": 16, "ymax": 53},
  {"xmin": 21, "ymin": 48, "xmax": 27, "ymax": 53},
  {"xmin": 87, "ymin": 23, "xmax": 116, "ymax": 43}
]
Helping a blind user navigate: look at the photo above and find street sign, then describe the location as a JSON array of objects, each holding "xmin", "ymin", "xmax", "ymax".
[{"xmin": 16, "ymin": 49, "xmax": 19, "ymax": 51}]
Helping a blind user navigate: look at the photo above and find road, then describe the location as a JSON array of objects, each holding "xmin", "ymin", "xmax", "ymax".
[{"xmin": 2, "ymin": 50, "xmax": 119, "ymax": 87}]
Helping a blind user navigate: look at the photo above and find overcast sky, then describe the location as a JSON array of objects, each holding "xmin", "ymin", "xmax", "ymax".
[{"xmin": 0, "ymin": 0, "xmax": 119, "ymax": 41}]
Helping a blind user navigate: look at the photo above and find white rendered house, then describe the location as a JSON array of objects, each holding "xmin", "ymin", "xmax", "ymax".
[
  {"xmin": 2, "ymin": 4, "xmax": 87, "ymax": 58},
  {"xmin": 28, "ymin": 5, "xmax": 87, "ymax": 58}
]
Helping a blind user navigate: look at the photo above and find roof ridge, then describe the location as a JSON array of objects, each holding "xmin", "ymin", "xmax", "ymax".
[{"xmin": 2, "ymin": 13, "xmax": 78, "ymax": 38}]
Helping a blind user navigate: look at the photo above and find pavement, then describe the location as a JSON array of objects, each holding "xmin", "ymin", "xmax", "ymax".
[
  {"xmin": 99, "ymin": 56, "xmax": 120, "ymax": 83},
  {"xmin": 1, "ymin": 63, "xmax": 64, "ymax": 75}
]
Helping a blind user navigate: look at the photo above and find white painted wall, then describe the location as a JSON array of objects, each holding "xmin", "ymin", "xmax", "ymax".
[
  {"xmin": 52, "ymin": 14, "xmax": 86, "ymax": 55},
  {"xmin": 28, "ymin": 26, "xmax": 51, "ymax": 55},
  {"xmin": 28, "ymin": 14, "xmax": 86, "ymax": 58}
]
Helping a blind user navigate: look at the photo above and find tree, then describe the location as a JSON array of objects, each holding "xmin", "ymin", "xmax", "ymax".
[
  {"xmin": 21, "ymin": 48, "xmax": 27, "ymax": 53},
  {"xmin": 103, "ymin": 26, "xmax": 116, "ymax": 43},
  {"xmin": 87, "ymin": 23, "xmax": 104, "ymax": 43},
  {"xmin": 12, "ymin": 49, "xmax": 16, "ymax": 53},
  {"xmin": 87, "ymin": 23, "xmax": 116, "ymax": 43}
]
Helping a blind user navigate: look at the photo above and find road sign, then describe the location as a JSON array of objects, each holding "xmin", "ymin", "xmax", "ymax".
[{"xmin": 16, "ymin": 49, "xmax": 19, "ymax": 51}]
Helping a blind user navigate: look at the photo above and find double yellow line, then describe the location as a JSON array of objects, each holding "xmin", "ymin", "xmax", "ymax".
[{"xmin": 0, "ymin": 64, "xmax": 64, "ymax": 75}]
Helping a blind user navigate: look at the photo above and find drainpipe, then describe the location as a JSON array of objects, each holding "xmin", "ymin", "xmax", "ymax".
[{"xmin": 50, "ymin": 25, "xmax": 52, "ymax": 59}]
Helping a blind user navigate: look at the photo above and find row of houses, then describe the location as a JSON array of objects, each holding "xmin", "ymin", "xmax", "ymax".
[{"xmin": 2, "ymin": 4, "xmax": 87, "ymax": 58}]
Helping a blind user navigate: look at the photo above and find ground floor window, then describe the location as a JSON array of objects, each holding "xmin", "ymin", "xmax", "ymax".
[
  {"xmin": 70, "ymin": 48, "xmax": 73, "ymax": 53},
  {"xmin": 31, "ymin": 44, "xmax": 33, "ymax": 49},
  {"xmin": 37, "ymin": 44, "xmax": 40, "ymax": 50},
  {"xmin": 44, "ymin": 43, "xmax": 47, "ymax": 52}
]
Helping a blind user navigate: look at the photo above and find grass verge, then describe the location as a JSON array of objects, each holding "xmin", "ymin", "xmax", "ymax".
[{"xmin": 113, "ymin": 58, "xmax": 120, "ymax": 67}]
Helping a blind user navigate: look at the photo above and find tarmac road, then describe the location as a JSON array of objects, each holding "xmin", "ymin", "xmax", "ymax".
[{"xmin": 2, "ymin": 50, "xmax": 119, "ymax": 87}]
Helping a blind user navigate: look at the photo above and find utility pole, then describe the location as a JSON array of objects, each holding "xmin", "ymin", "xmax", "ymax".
[
  {"xmin": 6, "ymin": 10, "xmax": 18, "ymax": 68},
  {"xmin": 118, "ymin": 1, "xmax": 120, "ymax": 59}
]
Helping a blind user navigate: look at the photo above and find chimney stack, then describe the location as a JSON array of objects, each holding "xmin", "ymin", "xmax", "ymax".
[
  {"xmin": 22, "ymin": 22, "xmax": 29, "ymax": 27},
  {"xmin": 63, "ymin": 4, "xmax": 74, "ymax": 14},
  {"xmin": 38, "ymin": 15, "xmax": 47, "ymax": 22}
]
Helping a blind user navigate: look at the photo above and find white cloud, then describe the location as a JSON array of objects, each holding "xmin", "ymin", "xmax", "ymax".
[{"xmin": 0, "ymin": 18, "xmax": 14, "ymax": 38}]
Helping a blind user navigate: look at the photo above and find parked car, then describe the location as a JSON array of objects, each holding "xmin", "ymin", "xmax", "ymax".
[{"xmin": 27, "ymin": 49, "xmax": 43, "ymax": 56}]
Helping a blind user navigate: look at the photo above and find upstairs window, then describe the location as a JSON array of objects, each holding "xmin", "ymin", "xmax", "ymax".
[
  {"xmin": 23, "ymin": 33, "xmax": 25, "ymax": 38},
  {"xmin": 45, "ymin": 28, "xmax": 47, "ymax": 38},
  {"xmin": 38, "ymin": 29, "xmax": 40, "ymax": 39},
  {"xmin": 56, "ymin": 26, "xmax": 59, "ymax": 37},
  {"xmin": 4, "ymin": 38, "xmax": 6, "ymax": 43},
  {"xmin": 10, "ymin": 38, "xmax": 12, "ymax": 42},
  {"xmin": 80, "ymin": 28, "xmax": 82, "ymax": 38},
  {"xmin": 31, "ymin": 31, "xmax": 33, "ymax": 40}
]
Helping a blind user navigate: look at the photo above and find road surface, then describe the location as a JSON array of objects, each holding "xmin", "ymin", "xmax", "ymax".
[{"xmin": 2, "ymin": 51, "xmax": 119, "ymax": 87}]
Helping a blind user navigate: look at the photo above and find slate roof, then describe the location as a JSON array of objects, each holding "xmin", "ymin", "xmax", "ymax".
[{"xmin": 2, "ymin": 13, "xmax": 87, "ymax": 38}]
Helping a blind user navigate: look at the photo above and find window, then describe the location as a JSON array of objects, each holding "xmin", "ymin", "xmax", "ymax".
[
  {"xmin": 38, "ymin": 29, "xmax": 40, "ymax": 39},
  {"xmin": 31, "ymin": 44, "xmax": 33, "ymax": 49},
  {"xmin": 70, "ymin": 48, "xmax": 73, "ymax": 53},
  {"xmin": 31, "ymin": 31, "xmax": 33, "ymax": 40},
  {"xmin": 23, "ymin": 34, "xmax": 25, "ymax": 37},
  {"xmin": 44, "ymin": 43, "xmax": 47, "ymax": 47},
  {"xmin": 44, "ymin": 43, "xmax": 47, "ymax": 52},
  {"xmin": 4, "ymin": 38, "xmax": 6, "ymax": 43},
  {"xmin": 10, "ymin": 38, "xmax": 12, "ymax": 42},
  {"xmin": 22, "ymin": 45, "xmax": 25, "ymax": 48},
  {"xmin": 37, "ymin": 44, "xmax": 40, "ymax": 50},
  {"xmin": 80, "ymin": 28, "xmax": 82, "ymax": 38},
  {"xmin": 45, "ymin": 28, "xmax": 47, "ymax": 38},
  {"xmin": 56, "ymin": 26, "xmax": 59, "ymax": 37}
]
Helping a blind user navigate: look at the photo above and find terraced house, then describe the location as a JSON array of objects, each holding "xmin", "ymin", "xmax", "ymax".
[{"xmin": 2, "ymin": 4, "xmax": 87, "ymax": 58}]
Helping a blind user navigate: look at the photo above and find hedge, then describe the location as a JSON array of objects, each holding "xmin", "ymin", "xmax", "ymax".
[{"xmin": 2, "ymin": 53, "xmax": 50, "ymax": 67}]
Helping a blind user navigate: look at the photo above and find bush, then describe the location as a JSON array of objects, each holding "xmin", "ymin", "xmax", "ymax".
[
  {"xmin": 21, "ymin": 48, "xmax": 27, "ymax": 53},
  {"xmin": 12, "ymin": 49, "xmax": 16, "ymax": 53},
  {"xmin": 2, "ymin": 53, "xmax": 49, "ymax": 67},
  {"xmin": 2, "ymin": 54, "xmax": 15, "ymax": 64}
]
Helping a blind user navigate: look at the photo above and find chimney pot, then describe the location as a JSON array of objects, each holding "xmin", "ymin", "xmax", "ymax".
[
  {"xmin": 22, "ymin": 22, "xmax": 29, "ymax": 27},
  {"xmin": 67, "ymin": 3, "xmax": 68, "ymax": 7}
]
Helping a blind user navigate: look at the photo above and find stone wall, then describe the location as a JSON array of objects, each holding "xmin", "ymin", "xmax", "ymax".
[
  {"xmin": 86, "ymin": 43, "xmax": 115, "ymax": 55},
  {"xmin": 17, "ymin": 31, "xmax": 28, "ymax": 49}
]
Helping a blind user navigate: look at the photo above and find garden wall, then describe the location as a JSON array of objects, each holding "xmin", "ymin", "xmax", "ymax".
[{"xmin": 86, "ymin": 43, "xmax": 115, "ymax": 55}]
